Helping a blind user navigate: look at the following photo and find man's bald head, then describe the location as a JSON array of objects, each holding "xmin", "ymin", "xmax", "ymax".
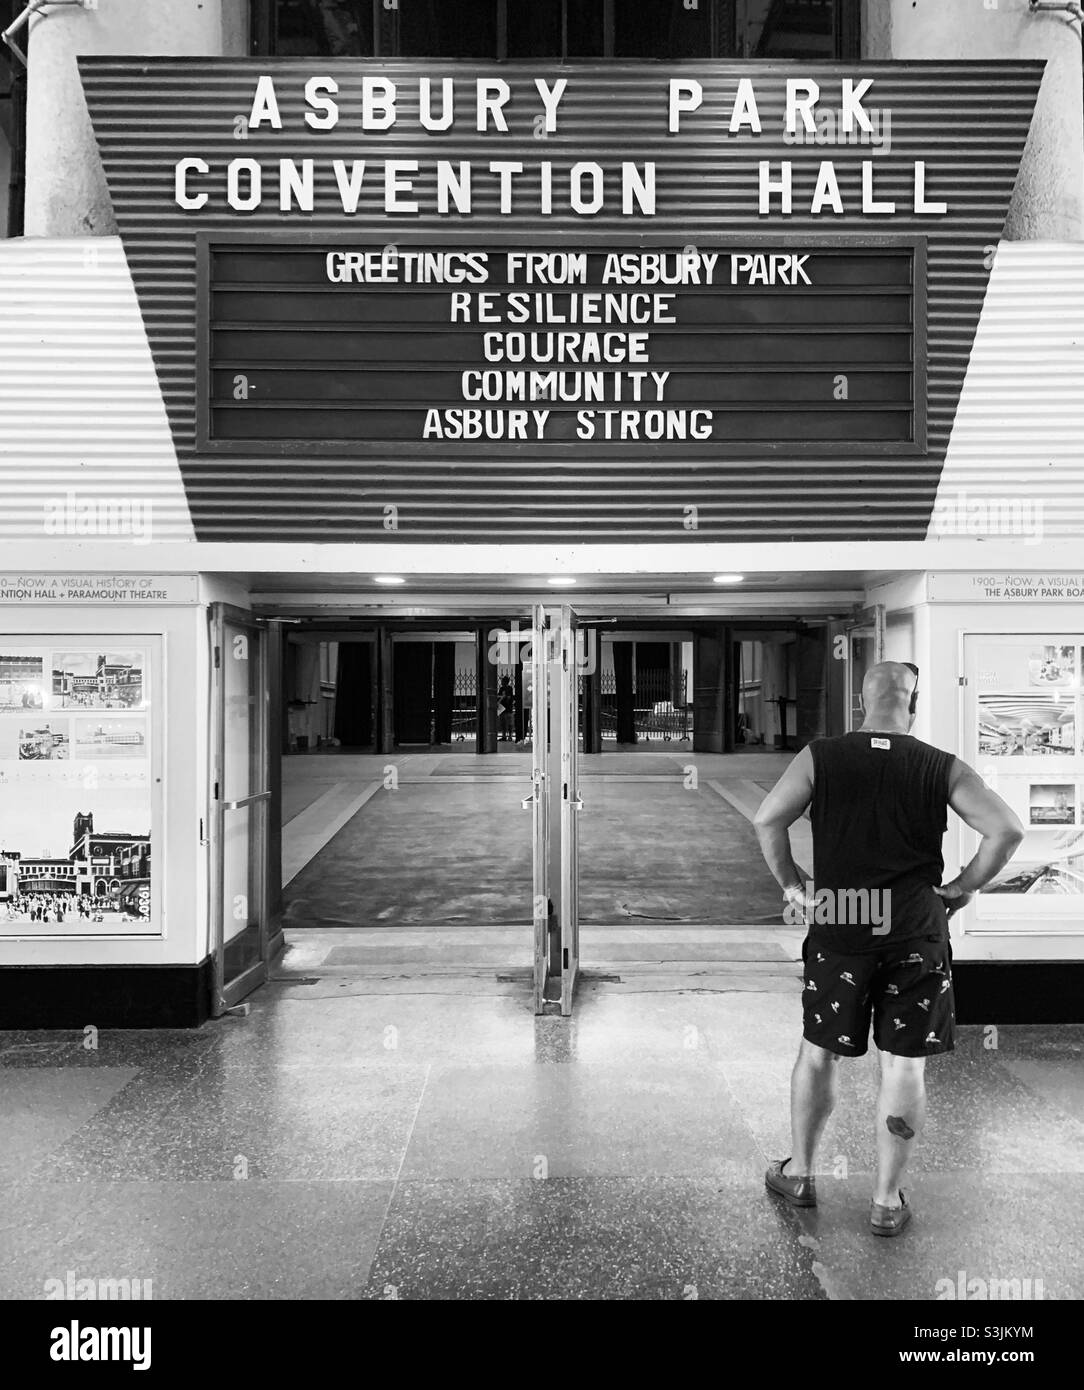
[{"xmin": 861, "ymin": 662, "xmax": 919, "ymax": 724}]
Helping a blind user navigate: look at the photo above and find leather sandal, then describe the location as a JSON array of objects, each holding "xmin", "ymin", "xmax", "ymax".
[
  {"xmin": 870, "ymin": 1191, "xmax": 912, "ymax": 1236},
  {"xmin": 765, "ymin": 1157, "xmax": 817, "ymax": 1207}
]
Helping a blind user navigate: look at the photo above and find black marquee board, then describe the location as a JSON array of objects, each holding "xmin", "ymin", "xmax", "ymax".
[{"xmin": 197, "ymin": 234, "xmax": 926, "ymax": 457}]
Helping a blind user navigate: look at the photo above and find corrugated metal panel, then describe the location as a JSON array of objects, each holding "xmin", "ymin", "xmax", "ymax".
[
  {"xmin": 932, "ymin": 242, "xmax": 1084, "ymax": 540},
  {"xmin": 0, "ymin": 237, "xmax": 196, "ymax": 542},
  {"xmin": 78, "ymin": 59, "xmax": 1042, "ymax": 543}
]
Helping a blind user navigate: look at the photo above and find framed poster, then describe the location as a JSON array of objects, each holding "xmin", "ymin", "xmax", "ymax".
[
  {"xmin": 0, "ymin": 638, "xmax": 160, "ymax": 937},
  {"xmin": 964, "ymin": 635, "xmax": 1084, "ymax": 925}
]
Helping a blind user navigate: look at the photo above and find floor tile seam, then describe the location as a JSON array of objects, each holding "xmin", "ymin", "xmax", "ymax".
[{"xmin": 376, "ymin": 1060, "xmax": 434, "ymax": 1240}]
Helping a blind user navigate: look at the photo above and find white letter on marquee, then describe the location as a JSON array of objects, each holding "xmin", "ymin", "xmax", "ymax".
[
  {"xmin": 228, "ymin": 158, "xmax": 262, "ymax": 211},
  {"xmin": 915, "ymin": 161, "xmax": 947, "ymax": 215},
  {"xmin": 622, "ymin": 163, "xmax": 655, "ymax": 215},
  {"xmin": 305, "ymin": 76, "xmax": 339, "ymax": 130},
  {"xmin": 247, "ymin": 75, "xmax": 283, "ymax": 129},
  {"xmin": 490, "ymin": 161, "xmax": 523, "ymax": 214},
  {"xmin": 841, "ymin": 78, "xmax": 875, "ymax": 133},
  {"xmin": 570, "ymin": 162, "xmax": 604, "ymax": 215},
  {"xmin": 862, "ymin": 160, "xmax": 895, "ymax": 214},
  {"xmin": 759, "ymin": 161, "xmax": 793, "ymax": 215},
  {"xmin": 811, "ymin": 161, "xmax": 844, "ymax": 215},
  {"xmin": 332, "ymin": 159, "xmax": 366, "ymax": 213},
  {"xmin": 729, "ymin": 79, "xmax": 762, "ymax": 134},
  {"xmin": 534, "ymin": 78, "xmax": 568, "ymax": 133},
  {"xmin": 786, "ymin": 79, "xmax": 819, "ymax": 134},
  {"xmin": 668, "ymin": 79, "xmax": 703, "ymax": 133},
  {"xmin": 175, "ymin": 157, "xmax": 208, "ymax": 209},
  {"xmin": 420, "ymin": 77, "xmax": 454, "ymax": 131},
  {"xmin": 280, "ymin": 158, "xmax": 314, "ymax": 211},
  {"xmin": 362, "ymin": 77, "xmax": 397, "ymax": 130},
  {"xmin": 385, "ymin": 160, "xmax": 419, "ymax": 213},
  {"xmin": 477, "ymin": 79, "xmax": 511, "ymax": 132}
]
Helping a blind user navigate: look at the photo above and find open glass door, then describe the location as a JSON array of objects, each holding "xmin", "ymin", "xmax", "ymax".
[
  {"xmin": 844, "ymin": 604, "xmax": 886, "ymax": 732},
  {"xmin": 210, "ymin": 604, "xmax": 271, "ymax": 1015},
  {"xmin": 527, "ymin": 604, "xmax": 551, "ymax": 1013},
  {"xmin": 555, "ymin": 605, "xmax": 582, "ymax": 1016}
]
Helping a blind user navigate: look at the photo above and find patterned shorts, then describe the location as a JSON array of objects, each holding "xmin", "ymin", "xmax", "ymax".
[{"xmin": 801, "ymin": 932, "xmax": 955, "ymax": 1058}]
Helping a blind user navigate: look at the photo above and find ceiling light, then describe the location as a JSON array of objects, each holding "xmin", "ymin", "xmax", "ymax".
[
  {"xmin": 546, "ymin": 576, "xmax": 578, "ymax": 587},
  {"xmin": 713, "ymin": 574, "xmax": 745, "ymax": 585},
  {"xmin": 373, "ymin": 575, "xmax": 406, "ymax": 585}
]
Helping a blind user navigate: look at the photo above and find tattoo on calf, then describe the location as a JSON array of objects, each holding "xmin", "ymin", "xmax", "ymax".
[{"xmin": 886, "ymin": 1114, "xmax": 915, "ymax": 1141}]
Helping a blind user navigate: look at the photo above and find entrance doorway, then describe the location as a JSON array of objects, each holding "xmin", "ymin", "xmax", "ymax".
[
  {"xmin": 592, "ymin": 633, "xmax": 694, "ymax": 750},
  {"xmin": 223, "ymin": 590, "xmax": 876, "ymax": 1016},
  {"xmin": 268, "ymin": 606, "xmax": 587, "ymax": 1013},
  {"xmin": 389, "ymin": 633, "xmax": 484, "ymax": 749},
  {"xmin": 393, "ymin": 640, "xmax": 440, "ymax": 744},
  {"xmin": 284, "ymin": 633, "xmax": 377, "ymax": 752},
  {"xmin": 558, "ymin": 614, "xmax": 834, "ymax": 990}
]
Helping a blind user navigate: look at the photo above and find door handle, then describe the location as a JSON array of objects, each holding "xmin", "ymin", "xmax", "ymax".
[
  {"xmin": 522, "ymin": 770, "xmax": 544, "ymax": 809},
  {"xmin": 570, "ymin": 795, "xmax": 584, "ymax": 811},
  {"xmin": 223, "ymin": 790, "xmax": 273, "ymax": 811}
]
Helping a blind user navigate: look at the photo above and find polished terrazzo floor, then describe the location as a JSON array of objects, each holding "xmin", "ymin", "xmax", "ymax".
[{"xmin": 2, "ymin": 981, "xmax": 1081, "ymax": 1300}]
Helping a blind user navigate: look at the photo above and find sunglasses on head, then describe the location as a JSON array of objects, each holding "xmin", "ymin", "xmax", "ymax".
[{"xmin": 903, "ymin": 663, "xmax": 920, "ymax": 713}]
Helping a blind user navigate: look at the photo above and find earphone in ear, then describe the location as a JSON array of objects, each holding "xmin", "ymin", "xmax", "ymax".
[{"xmin": 903, "ymin": 663, "xmax": 920, "ymax": 717}]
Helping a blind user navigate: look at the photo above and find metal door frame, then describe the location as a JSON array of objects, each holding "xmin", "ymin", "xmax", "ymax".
[
  {"xmin": 844, "ymin": 603, "xmax": 886, "ymax": 732},
  {"xmin": 209, "ymin": 603, "xmax": 272, "ymax": 1016},
  {"xmin": 556, "ymin": 605, "xmax": 582, "ymax": 1015},
  {"xmin": 526, "ymin": 604, "xmax": 551, "ymax": 1013}
]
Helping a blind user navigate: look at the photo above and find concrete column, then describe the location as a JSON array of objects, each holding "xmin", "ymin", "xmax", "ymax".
[
  {"xmin": 884, "ymin": 0, "xmax": 1084, "ymax": 241},
  {"xmin": 24, "ymin": 0, "xmax": 249, "ymax": 237}
]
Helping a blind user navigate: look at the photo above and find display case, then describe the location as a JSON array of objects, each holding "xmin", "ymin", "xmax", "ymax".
[
  {"xmin": 962, "ymin": 633, "xmax": 1084, "ymax": 931},
  {"xmin": 0, "ymin": 635, "xmax": 162, "ymax": 938}
]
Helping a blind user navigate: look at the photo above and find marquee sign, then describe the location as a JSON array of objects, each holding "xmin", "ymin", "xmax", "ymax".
[
  {"xmin": 80, "ymin": 60, "xmax": 1041, "ymax": 542},
  {"xmin": 198, "ymin": 236, "xmax": 925, "ymax": 456}
]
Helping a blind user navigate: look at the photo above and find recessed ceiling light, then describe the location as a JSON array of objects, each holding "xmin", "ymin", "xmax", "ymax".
[
  {"xmin": 547, "ymin": 576, "xmax": 578, "ymax": 587},
  {"xmin": 713, "ymin": 574, "xmax": 745, "ymax": 585},
  {"xmin": 373, "ymin": 575, "xmax": 406, "ymax": 585}
]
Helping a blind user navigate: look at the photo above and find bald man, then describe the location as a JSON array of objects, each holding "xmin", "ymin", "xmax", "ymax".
[{"xmin": 753, "ymin": 662, "xmax": 1024, "ymax": 1235}]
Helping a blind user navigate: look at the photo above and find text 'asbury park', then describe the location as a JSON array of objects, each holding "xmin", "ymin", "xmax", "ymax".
[{"xmin": 174, "ymin": 75, "xmax": 948, "ymax": 218}]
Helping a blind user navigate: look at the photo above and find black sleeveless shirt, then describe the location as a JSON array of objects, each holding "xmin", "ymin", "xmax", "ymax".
[{"xmin": 807, "ymin": 731, "xmax": 955, "ymax": 952}]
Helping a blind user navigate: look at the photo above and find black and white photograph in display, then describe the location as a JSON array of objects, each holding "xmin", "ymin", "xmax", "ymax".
[
  {"xmin": 73, "ymin": 717, "xmax": 148, "ymax": 759},
  {"xmin": 0, "ymin": 786, "xmax": 152, "ymax": 928},
  {"xmin": 977, "ymin": 693, "xmax": 1078, "ymax": 756},
  {"xmin": 1029, "ymin": 644, "xmax": 1078, "ymax": 687},
  {"xmin": 51, "ymin": 650, "xmax": 145, "ymax": 710},
  {"xmin": 0, "ymin": 652, "xmax": 45, "ymax": 712},
  {"xmin": 987, "ymin": 827, "xmax": 1084, "ymax": 896},
  {"xmin": 1029, "ymin": 782, "xmax": 1077, "ymax": 825},
  {"xmin": 17, "ymin": 722, "xmax": 69, "ymax": 761}
]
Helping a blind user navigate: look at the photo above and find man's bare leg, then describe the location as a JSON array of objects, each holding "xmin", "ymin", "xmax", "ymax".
[
  {"xmin": 786, "ymin": 1038, "xmax": 843, "ymax": 1177},
  {"xmin": 873, "ymin": 1050, "xmax": 926, "ymax": 1206}
]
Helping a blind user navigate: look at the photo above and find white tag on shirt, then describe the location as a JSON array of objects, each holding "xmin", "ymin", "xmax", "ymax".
[{"xmin": 871, "ymin": 737, "xmax": 891, "ymax": 750}]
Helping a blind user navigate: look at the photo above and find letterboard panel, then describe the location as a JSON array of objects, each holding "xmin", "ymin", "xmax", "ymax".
[{"xmin": 197, "ymin": 236, "xmax": 925, "ymax": 457}]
